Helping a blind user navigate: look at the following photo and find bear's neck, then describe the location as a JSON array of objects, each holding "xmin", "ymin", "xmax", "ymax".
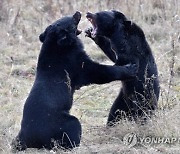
[
  {"xmin": 37, "ymin": 38, "xmax": 84, "ymax": 71},
  {"xmin": 109, "ymin": 29, "xmax": 152, "ymax": 58},
  {"xmin": 110, "ymin": 31, "xmax": 129, "ymax": 54}
]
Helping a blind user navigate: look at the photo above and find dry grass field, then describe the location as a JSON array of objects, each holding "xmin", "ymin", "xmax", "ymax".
[{"xmin": 0, "ymin": 0, "xmax": 180, "ymax": 153}]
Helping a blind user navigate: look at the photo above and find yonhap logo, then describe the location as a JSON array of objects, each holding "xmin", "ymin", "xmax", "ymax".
[
  {"xmin": 123, "ymin": 133, "xmax": 138, "ymax": 147},
  {"xmin": 123, "ymin": 133, "xmax": 180, "ymax": 147}
]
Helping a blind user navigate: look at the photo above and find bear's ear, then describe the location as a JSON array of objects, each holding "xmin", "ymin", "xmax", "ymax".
[
  {"xmin": 124, "ymin": 20, "xmax": 133, "ymax": 30},
  {"xmin": 39, "ymin": 25, "xmax": 52, "ymax": 43},
  {"xmin": 112, "ymin": 10, "xmax": 127, "ymax": 21},
  {"xmin": 112, "ymin": 10, "xmax": 133, "ymax": 31},
  {"xmin": 39, "ymin": 32, "xmax": 46, "ymax": 43}
]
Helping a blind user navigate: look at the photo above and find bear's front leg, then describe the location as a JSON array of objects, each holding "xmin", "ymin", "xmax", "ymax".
[
  {"xmin": 81, "ymin": 60, "xmax": 138, "ymax": 85},
  {"xmin": 85, "ymin": 28, "xmax": 117, "ymax": 63}
]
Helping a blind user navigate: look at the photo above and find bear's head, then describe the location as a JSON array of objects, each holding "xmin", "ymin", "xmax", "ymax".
[
  {"xmin": 86, "ymin": 10, "xmax": 142, "ymax": 38},
  {"xmin": 39, "ymin": 11, "xmax": 82, "ymax": 48},
  {"xmin": 86, "ymin": 10, "xmax": 148, "ymax": 62}
]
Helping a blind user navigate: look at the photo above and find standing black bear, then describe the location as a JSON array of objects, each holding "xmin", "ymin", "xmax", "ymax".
[
  {"xmin": 12, "ymin": 12, "xmax": 138, "ymax": 151},
  {"xmin": 85, "ymin": 10, "xmax": 160, "ymax": 126}
]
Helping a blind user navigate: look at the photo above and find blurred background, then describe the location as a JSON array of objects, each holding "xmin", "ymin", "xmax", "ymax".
[{"xmin": 0, "ymin": 0, "xmax": 180, "ymax": 153}]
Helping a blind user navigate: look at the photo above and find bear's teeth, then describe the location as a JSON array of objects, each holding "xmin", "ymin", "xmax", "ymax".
[{"xmin": 87, "ymin": 18, "xmax": 92, "ymax": 22}]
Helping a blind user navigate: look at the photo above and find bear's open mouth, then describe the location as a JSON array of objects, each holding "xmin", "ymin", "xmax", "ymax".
[{"xmin": 86, "ymin": 12, "xmax": 97, "ymax": 37}]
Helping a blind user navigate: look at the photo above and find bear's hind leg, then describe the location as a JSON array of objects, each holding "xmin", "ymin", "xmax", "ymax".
[
  {"xmin": 107, "ymin": 91, "xmax": 133, "ymax": 126},
  {"xmin": 55, "ymin": 115, "xmax": 82, "ymax": 149}
]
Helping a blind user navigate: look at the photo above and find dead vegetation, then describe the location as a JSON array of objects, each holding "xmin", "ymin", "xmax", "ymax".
[{"xmin": 0, "ymin": 0, "xmax": 180, "ymax": 153}]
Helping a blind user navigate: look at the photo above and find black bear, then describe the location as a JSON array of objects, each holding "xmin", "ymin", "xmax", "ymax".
[
  {"xmin": 85, "ymin": 10, "xmax": 160, "ymax": 126},
  {"xmin": 12, "ymin": 11, "xmax": 138, "ymax": 151}
]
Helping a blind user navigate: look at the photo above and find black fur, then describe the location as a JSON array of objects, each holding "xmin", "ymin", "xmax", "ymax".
[
  {"xmin": 85, "ymin": 10, "xmax": 160, "ymax": 126},
  {"xmin": 12, "ymin": 12, "xmax": 138, "ymax": 151}
]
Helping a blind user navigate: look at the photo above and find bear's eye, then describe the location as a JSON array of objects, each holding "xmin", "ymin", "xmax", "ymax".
[
  {"xmin": 70, "ymin": 25, "xmax": 76, "ymax": 30},
  {"xmin": 59, "ymin": 29, "xmax": 68, "ymax": 33}
]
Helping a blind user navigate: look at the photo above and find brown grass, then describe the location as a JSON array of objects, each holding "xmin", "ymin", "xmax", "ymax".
[{"xmin": 0, "ymin": 0, "xmax": 180, "ymax": 153}]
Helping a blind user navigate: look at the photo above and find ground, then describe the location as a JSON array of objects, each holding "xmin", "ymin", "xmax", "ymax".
[{"xmin": 0, "ymin": 0, "xmax": 180, "ymax": 153}]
